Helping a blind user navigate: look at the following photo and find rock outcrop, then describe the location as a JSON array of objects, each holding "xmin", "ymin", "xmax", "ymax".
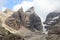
[
  {"xmin": 24, "ymin": 7, "xmax": 46, "ymax": 40},
  {"xmin": 5, "ymin": 7, "xmax": 25, "ymax": 30},
  {"xmin": 44, "ymin": 12, "xmax": 60, "ymax": 40},
  {"xmin": 0, "ymin": 19, "xmax": 24, "ymax": 40},
  {"xmin": 23, "ymin": 7, "xmax": 46, "ymax": 40},
  {"xmin": 5, "ymin": 7, "xmax": 43, "ymax": 32},
  {"xmin": 4, "ymin": 7, "xmax": 46, "ymax": 40},
  {"xmin": 25, "ymin": 7, "xmax": 43, "ymax": 32}
]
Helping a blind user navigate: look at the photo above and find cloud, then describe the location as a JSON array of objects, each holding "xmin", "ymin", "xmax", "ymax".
[
  {"xmin": 13, "ymin": 0, "xmax": 60, "ymax": 22},
  {"xmin": 33, "ymin": 0, "xmax": 60, "ymax": 33},
  {"xmin": 0, "ymin": 0, "xmax": 7, "ymax": 11},
  {"xmin": 1, "ymin": 7, "xmax": 6, "ymax": 11},
  {"xmin": 13, "ymin": 1, "xmax": 33, "ymax": 12},
  {"xmin": 33, "ymin": 0, "xmax": 60, "ymax": 22},
  {"xmin": 0, "ymin": 0, "xmax": 4, "ymax": 6},
  {"xmin": 0, "ymin": 0, "xmax": 7, "ymax": 6}
]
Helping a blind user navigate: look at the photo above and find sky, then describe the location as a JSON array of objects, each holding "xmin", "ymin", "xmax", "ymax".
[
  {"xmin": 0, "ymin": 0, "xmax": 33, "ymax": 11},
  {"xmin": 0, "ymin": 0, "xmax": 60, "ymax": 22},
  {"xmin": 0, "ymin": 0, "xmax": 60, "ymax": 33}
]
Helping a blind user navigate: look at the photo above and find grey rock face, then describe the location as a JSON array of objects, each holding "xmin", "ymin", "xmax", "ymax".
[
  {"xmin": 44, "ymin": 12, "xmax": 60, "ymax": 40},
  {"xmin": 5, "ymin": 7, "xmax": 43, "ymax": 32},
  {"xmin": 25, "ymin": 7, "xmax": 43, "ymax": 32},
  {"xmin": 44, "ymin": 12, "xmax": 60, "ymax": 25},
  {"xmin": 5, "ymin": 7, "xmax": 25, "ymax": 30},
  {"xmin": 23, "ymin": 7, "xmax": 46, "ymax": 40},
  {"xmin": 44, "ymin": 12, "xmax": 60, "ymax": 31},
  {"xmin": 5, "ymin": 7, "xmax": 45, "ymax": 40}
]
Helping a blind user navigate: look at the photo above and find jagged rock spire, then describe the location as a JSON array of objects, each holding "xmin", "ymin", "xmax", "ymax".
[
  {"xmin": 26, "ymin": 7, "xmax": 34, "ymax": 12},
  {"xmin": 25, "ymin": 7, "xmax": 43, "ymax": 32},
  {"xmin": 18, "ymin": 7, "xmax": 23, "ymax": 13},
  {"xmin": 5, "ymin": 7, "xmax": 25, "ymax": 30}
]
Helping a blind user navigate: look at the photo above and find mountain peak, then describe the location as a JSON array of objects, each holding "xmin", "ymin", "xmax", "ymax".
[
  {"xmin": 4, "ymin": 8, "xmax": 13, "ymax": 13},
  {"xmin": 26, "ymin": 7, "xmax": 34, "ymax": 12},
  {"xmin": 18, "ymin": 7, "xmax": 23, "ymax": 13}
]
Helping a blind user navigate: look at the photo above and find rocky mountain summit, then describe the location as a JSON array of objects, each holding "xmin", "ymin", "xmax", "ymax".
[
  {"xmin": 44, "ymin": 12, "xmax": 60, "ymax": 40},
  {"xmin": 5, "ymin": 7, "xmax": 43, "ymax": 32},
  {"xmin": 2, "ymin": 6, "xmax": 60, "ymax": 40},
  {"xmin": 25, "ymin": 7, "xmax": 43, "ymax": 32},
  {"xmin": 0, "ymin": 7, "xmax": 46, "ymax": 40}
]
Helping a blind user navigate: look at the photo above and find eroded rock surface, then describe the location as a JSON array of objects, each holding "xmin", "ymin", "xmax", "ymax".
[
  {"xmin": 0, "ymin": 20, "xmax": 24, "ymax": 40},
  {"xmin": 24, "ymin": 7, "xmax": 46, "ymax": 40},
  {"xmin": 44, "ymin": 12, "xmax": 60, "ymax": 40},
  {"xmin": 25, "ymin": 7, "xmax": 43, "ymax": 32},
  {"xmin": 5, "ymin": 7, "xmax": 25, "ymax": 30},
  {"xmin": 4, "ymin": 7, "xmax": 46, "ymax": 40},
  {"xmin": 5, "ymin": 7, "xmax": 43, "ymax": 32}
]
